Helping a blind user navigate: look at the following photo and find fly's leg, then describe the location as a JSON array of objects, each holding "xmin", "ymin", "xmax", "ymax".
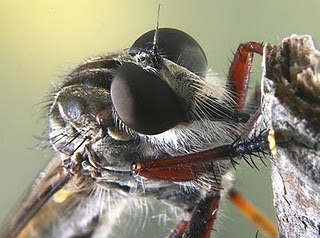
[
  {"xmin": 229, "ymin": 189, "xmax": 278, "ymax": 238},
  {"xmin": 168, "ymin": 212, "xmax": 192, "ymax": 238},
  {"xmin": 131, "ymin": 130, "xmax": 270, "ymax": 182},
  {"xmin": 227, "ymin": 42, "xmax": 264, "ymax": 139},
  {"xmin": 132, "ymin": 131, "xmax": 275, "ymax": 238},
  {"xmin": 184, "ymin": 194, "xmax": 220, "ymax": 238},
  {"xmin": 227, "ymin": 42, "xmax": 263, "ymax": 111},
  {"xmin": 168, "ymin": 195, "xmax": 220, "ymax": 238},
  {"xmin": 167, "ymin": 189, "xmax": 278, "ymax": 238}
]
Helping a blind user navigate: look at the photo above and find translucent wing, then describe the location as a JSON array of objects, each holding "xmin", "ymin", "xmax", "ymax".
[{"xmin": 1, "ymin": 153, "xmax": 128, "ymax": 238}]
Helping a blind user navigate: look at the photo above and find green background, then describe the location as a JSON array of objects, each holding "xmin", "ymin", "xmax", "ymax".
[{"xmin": 1, "ymin": 1, "xmax": 319, "ymax": 237}]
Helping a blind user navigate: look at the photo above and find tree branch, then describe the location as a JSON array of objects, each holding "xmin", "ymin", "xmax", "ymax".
[{"xmin": 262, "ymin": 35, "xmax": 320, "ymax": 238}]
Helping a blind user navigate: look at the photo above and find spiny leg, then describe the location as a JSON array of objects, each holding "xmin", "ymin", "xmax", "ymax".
[
  {"xmin": 168, "ymin": 195, "xmax": 220, "ymax": 238},
  {"xmin": 184, "ymin": 194, "xmax": 220, "ymax": 238},
  {"xmin": 132, "ymin": 131, "xmax": 273, "ymax": 238},
  {"xmin": 131, "ymin": 130, "xmax": 270, "ymax": 182}
]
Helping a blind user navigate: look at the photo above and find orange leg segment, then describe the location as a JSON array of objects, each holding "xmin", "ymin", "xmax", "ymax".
[{"xmin": 229, "ymin": 189, "xmax": 278, "ymax": 238}]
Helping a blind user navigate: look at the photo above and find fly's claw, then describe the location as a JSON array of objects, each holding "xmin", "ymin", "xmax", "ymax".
[{"xmin": 230, "ymin": 130, "xmax": 271, "ymax": 169}]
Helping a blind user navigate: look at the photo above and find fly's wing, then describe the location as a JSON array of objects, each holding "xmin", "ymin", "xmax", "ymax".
[
  {"xmin": 0, "ymin": 154, "xmax": 128, "ymax": 238},
  {"xmin": 1, "ymin": 155, "xmax": 69, "ymax": 238}
]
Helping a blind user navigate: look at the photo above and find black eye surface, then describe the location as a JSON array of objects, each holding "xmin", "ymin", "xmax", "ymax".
[
  {"xmin": 110, "ymin": 63, "xmax": 183, "ymax": 135},
  {"xmin": 129, "ymin": 28, "xmax": 207, "ymax": 77}
]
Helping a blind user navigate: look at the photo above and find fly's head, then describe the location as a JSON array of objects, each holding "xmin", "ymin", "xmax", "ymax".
[{"xmin": 48, "ymin": 28, "xmax": 251, "ymax": 192}]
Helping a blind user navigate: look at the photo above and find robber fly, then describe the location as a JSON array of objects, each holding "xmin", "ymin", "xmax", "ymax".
[{"xmin": 0, "ymin": 18, "xmax": 277, "ymax": 238}]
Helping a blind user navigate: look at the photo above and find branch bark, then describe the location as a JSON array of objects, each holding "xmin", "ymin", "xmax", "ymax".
[{"xmin": 262, "ymin": 35, "xmax": 320, "ymax": 238}]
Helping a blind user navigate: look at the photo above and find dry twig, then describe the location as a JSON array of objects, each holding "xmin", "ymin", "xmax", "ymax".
[{"xmin": 262, "ymin": 35, "xmax": 320, "ymax": 238}]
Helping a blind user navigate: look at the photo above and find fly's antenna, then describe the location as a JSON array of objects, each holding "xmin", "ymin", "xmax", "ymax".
[
  {"xmin": 152, "ymin": 4, "xmax": 161, "ymax": 53},
  {"xmin": 150, "ymin": 4, "xmax": 162, "ymax": 68}
]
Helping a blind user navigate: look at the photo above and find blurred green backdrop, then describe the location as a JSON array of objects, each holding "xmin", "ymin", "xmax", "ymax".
[{"xmin": 1, "ymin": 1, "xmax": 319, "ymax": 237}]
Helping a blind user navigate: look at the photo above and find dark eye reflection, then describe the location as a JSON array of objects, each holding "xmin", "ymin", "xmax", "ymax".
[{"xmin": 110, "ymin": 62, "xmax": 183, "ymax": 135}]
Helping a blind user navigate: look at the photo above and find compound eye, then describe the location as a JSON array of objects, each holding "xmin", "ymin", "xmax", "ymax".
[
  {"xmin": 129, "ymin": 28, "xmax": 208, "ymax": 77},
  {"xmin": 110, "ymin": 62, "xmax": 183, "ymax": 135}
]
